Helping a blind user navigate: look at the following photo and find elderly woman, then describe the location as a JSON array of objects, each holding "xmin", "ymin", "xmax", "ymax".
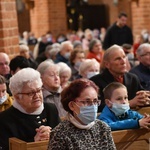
[
  {"xmin": 48, "ymin": 78, "xmax": 116, "ymax": 150},
  {"xmin": 57, "ymin": 62, "xmax": 72, "ymax": 89},
  {"xmin": 79, "ymin": 58, "xmax": 100, "ymax": 79},
  {"xmin": 37, "ymin": 60, "xmax": 67, "ymax": 118},
  {"xmin": 0, "ymin": 68, "xmax": 60, "ymax": 150},
  {"xmin": 86, "ymin": 38, "xmax": 103, "ymax": 63}
]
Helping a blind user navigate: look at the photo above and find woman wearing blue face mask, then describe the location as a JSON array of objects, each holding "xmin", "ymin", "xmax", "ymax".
[
  {"xmin": 48, "ymin": 78, "xmax": 116, "ymax": 150},
  {"xmin": 99, "ymin": 82, "xmax": 150, "ymax": 131},
  {"xmin": 0, "ymin": 75, "xmax": 13, "ymax": 112}
]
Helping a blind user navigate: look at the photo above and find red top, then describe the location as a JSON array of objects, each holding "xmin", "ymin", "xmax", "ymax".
[{"xmin": 86, "ymin": 51, "xmax": 103, "ymax": 63}]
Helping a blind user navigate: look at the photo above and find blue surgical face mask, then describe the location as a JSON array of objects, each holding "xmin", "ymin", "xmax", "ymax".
[
  {"xmin": 77, "ymin": 105, "xmax": 98, "ymax": 125},
  {"xmin": 110, "ymin": 102, "xmax": 130, "ymax": 116},
  {"xmin": 64, "ymin": 52, "xmax": 70, "ymax": 60},
  {"xmin": 0, "ymin": 95, "xmax": 7, "ymax": 104},
  {"xmin": 74, "ymin": 61, "xmax": 82, "ymax": 71}
]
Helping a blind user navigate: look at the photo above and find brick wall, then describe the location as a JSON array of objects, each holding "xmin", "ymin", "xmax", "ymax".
[
  {"xmin": 21, "ymin": 0, "xmax": 150, "ymax": 41},
  {"xmin": 0, "ymin": 0, "xmax": 19, "ymax": 58},
  {"xmin": 30, "ymin": 0, "xmax": 67, "ymax": 38},
  {"xmin": 90, "ymin": 0, "xmax": 118, "ymax": 26},
  {"xmin": 131, "ymin": 0, "xmax": 150, "ymax": 36},
  {"xmin": 89, "ymin": 0, "xmax": 131, "ymax": 28},
  {"xmin": 89, "ymin": 0, "xmax": 150, "ymax": 39},
  {"xmin": 17, "ymin": 6, "xmax": 30, "ymax": 35}
]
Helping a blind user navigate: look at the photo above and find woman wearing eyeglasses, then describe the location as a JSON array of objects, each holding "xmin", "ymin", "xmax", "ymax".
[
  {"xmin": 0, "ymin": 68, "xmax": 60, "ymax": 150},
  {"xmin": 48, "ymin": 78, "xmax": 116, "ymax": 150}
]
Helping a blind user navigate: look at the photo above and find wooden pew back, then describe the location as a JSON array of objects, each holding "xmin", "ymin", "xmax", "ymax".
[
  {"xmin": 9, "ymin": 138, "xmax": 48, "ymax": 150},
  {"xmin": 112, "ymin": 128, "xmax": 150, "ymax": 150},
  {"xmin": 9, "ymin": 128, "xmax": 150, "ymax": 150},
  {"xmin": 135, "ymin": 106, "xmax": 150, "ymax": 115}
]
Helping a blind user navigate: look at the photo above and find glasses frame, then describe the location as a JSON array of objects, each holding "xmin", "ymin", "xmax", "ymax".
[
  {"xmin": 74, "ymin": 99, "xmax": 101, "ymax": 106},
  {"xmin": 17, "ymin": 87, "xmax": 43, "ymax": 97}
]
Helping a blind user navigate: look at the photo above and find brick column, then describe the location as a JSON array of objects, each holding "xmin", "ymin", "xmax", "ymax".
[
  {"xmin": 131, "ymin": 0, "xmax": 150, "ymax": 35},
  {"xmin": 30, "ymin": 0, "xmax": 67, "ymax": 38},
  {"xmin": 0, "ymin": 0, "xmax": 19, "ymax": 58}
]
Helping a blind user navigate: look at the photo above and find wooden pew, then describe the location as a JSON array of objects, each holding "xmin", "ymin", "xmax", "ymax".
[
  {"xmin": 112, "ymin": 128, "xmax": 150, "ymax": 150},
  {"xmin": 9, "ymin": 138, "xmax": 48, "ymax": 150},
  {"xmin": 135, "ymin": 106, "xmax": 150, "ymax": 115}
]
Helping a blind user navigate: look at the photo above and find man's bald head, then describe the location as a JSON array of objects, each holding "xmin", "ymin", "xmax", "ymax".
[{"xmin": 0, "ymin": 52, "xmax": 10, "ymax": 76}]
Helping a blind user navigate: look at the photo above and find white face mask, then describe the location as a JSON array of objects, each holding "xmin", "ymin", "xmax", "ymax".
[
  {"xmin": 143, "ymin": 33, "xmax": 149, "ymax": 40},
  {"xmin": 110, "ymin": 102, "xmax": 130, "ymax": 116},
  {"xmin": 0, "ymin": 95, "xmax": 7, "ymax": 104},
  {"xmin": 87, "ymin": 71, "xmax": 99, "ymax": 79},
  {"xmin": 74, "ymin": 61, "xmax": 82, "ymax": 71},
  {"xmin": 64, "ymin": 52, "xmax": 70, "ymax": 60}
]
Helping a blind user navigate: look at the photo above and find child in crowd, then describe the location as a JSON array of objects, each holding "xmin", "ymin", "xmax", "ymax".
[
  {"xmin": 98, "ymin": 82, "xmax": 150, "ymax": 131},
  {"xmin": 0, "ymin": 75, "xmax": 13, "ymax": 112}
]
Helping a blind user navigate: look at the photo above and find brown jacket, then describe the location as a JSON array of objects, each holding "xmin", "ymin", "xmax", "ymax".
[{"xmin": 0, "ymin": 94, "xmax": 13, "ymax": 112}]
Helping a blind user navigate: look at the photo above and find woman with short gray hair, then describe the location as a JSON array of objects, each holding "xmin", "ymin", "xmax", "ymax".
[
  {"xmin": 0, "ymin": 68, "xmax": 60, "ymax": 150},
  {"xmin": 79, "ymin": 58, "xmax": 100, "ymax": 79}
]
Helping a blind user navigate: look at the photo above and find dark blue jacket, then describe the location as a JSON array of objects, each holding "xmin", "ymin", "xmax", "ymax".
[
  {"xmin": 55, "ymin": 52, "xmax": 69, "ymax": 65},
  {"xmin": 98, "ymin": 106, "xmax": 143, "ymax": 131},
  {"xmin": 130, "ymin": 63, "xmax": 150, "ymax": 90}
]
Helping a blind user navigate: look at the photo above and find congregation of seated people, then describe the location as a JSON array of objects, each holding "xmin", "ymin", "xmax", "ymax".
[{"xmin": 0, "ymin": 23, "xmax": 150, "ymax": 150}]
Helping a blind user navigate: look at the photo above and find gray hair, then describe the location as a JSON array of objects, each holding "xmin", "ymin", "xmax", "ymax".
[
  {"xmin": 89, "ymin": 39, "xmax": 101, "ymax": 52},
  {"xmin": 136, "ymin": 43, "xmax": 150, "ymax": 56},
  {"xmin": 52, "ymin": 43, "xmax": 61, "ymax": 49},
  {"xmin": 49, "ymin": 48, "xmax": 60, "ymax": 59},
  {"xmin": 45, "ymin": 45, "xmax": 52, "ymax": 53},
  {"xmin": 9, "ymin": 68, "xmax": 42, "ymax": 94},
  {"xmin": 60, "ymin": 41, "xmax": 73, "ymax": 52},
  {"xmin": 79, "ymin": 59, "xmax": 100, "ymax": 75},
  {"xmin": 103, "ymin": 44, "xmax": 122, "ymax": 61},
  {"xmin": 19, "ymin": 44, "xmax": 29, "ymax": 52},
  {"xmin": 37, "ymin": 60, "xmax": 59, "ymax": 75},
  {"xmin": 57, "ymin": 62, "xmax": 72, "ymax": 76}
]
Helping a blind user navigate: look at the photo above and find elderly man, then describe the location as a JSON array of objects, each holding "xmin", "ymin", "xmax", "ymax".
[
  {"xmin": 37, "ymin": 60, "xmax": 67, "ymax": 118},
  {"xmin": 0, "ymin": 52, "xmax": 11, "ymax": 95},
  {"xmin": 0, "ymin": 52, "xmax": 10, "ymax": 78},
  {"xmin": 55, "ymin": 41, "xmax": 73, "ymax": 65},
  {"xmin": 0, "ymin": 68, "xmax": 60, "ymax": 150},
  {"xmin": 90, "ymin": 44, "xmax": 150, "ymax": 112},
  {"xmin": 130, "ymin": 43, "xmax": 150, "ymax": 90}
]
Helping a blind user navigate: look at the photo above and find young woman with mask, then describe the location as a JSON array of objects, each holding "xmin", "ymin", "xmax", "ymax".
[
  {"xmin": 69, "ymin": 49, "xmax": 85, "ymax": 81},
  {"xmin": 48, "ymin": 78, "xmax": 116, "ymax": 150},
  {"xmin": 99, "ymin": 82, "xmax": 150, "ymax": 131},
  {"xmin": 0, "ymin": 75, "xmax": 13, "ymax": 112}
]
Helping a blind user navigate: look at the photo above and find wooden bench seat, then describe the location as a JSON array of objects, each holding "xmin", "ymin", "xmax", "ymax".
[
  {"xmin": 9, "ymin": 128, "xmax": 150, "ymax": 150},
  {"xmin": 112, "ymin": 128, "xmax": 150, "ymax": 150},
  {"xmin": 9, "ymin": 138, "xmax": 48, "ymax": 150}
]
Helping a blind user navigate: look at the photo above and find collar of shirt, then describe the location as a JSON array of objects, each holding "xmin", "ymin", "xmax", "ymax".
[
  {"xmin": 42, "ymin": 86, "xmax": 62, "ymax": 98},
  {"xmin": 114, "ymin": 76, "xmax": 124, "ymax": 83}
]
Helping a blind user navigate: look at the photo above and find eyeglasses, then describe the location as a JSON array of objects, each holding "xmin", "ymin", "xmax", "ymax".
[
  {"xmin": 140, "ymin": 52, "xmax": 150, "ymax": 57},
  {"xmin": 75, "ymin": 99, "xmax": 101, "ymax": 106},
  {"xmin": 18, "ymin": 88, "xmax": 43, "ymax": 97}
]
